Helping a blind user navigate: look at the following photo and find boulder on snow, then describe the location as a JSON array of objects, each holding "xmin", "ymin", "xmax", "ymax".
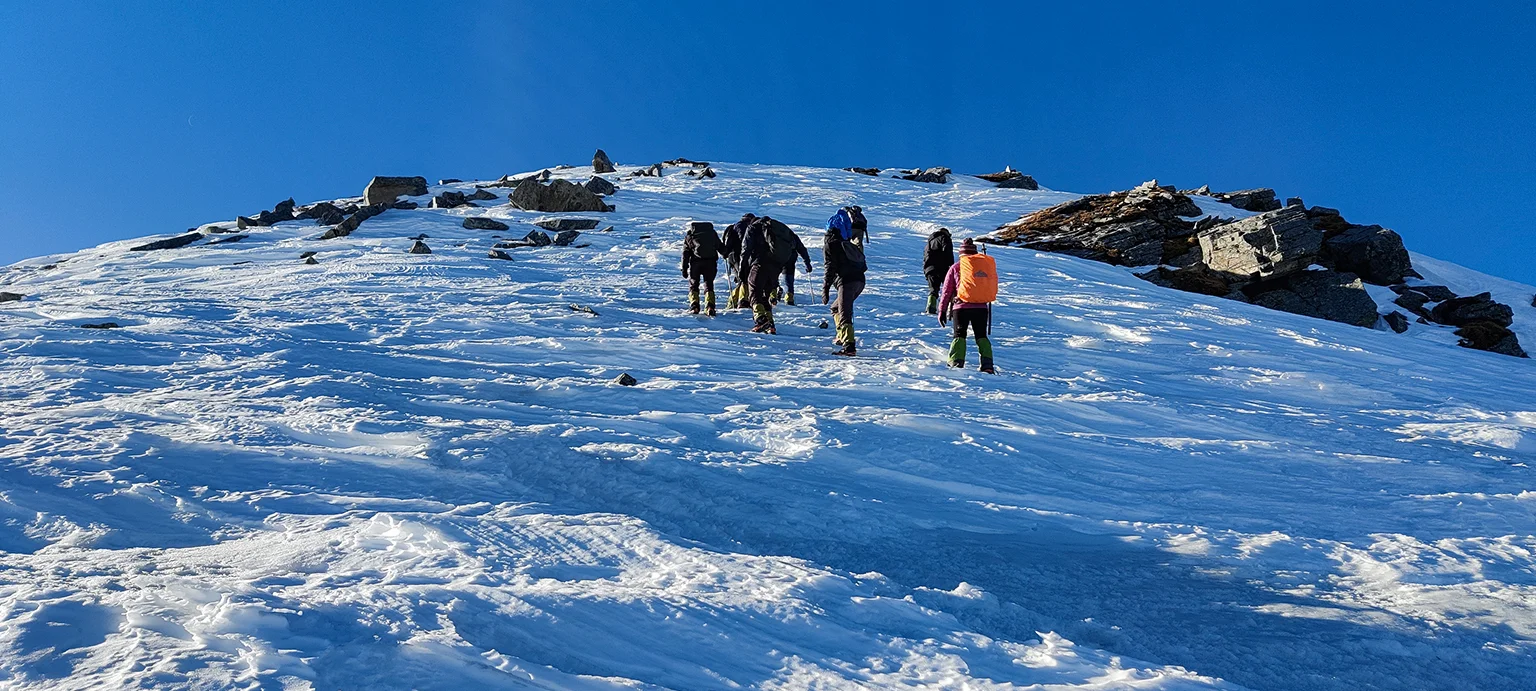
[
  {"xmin": 319, "ymin": 203, "xmax": 388, "ymax": 239},
  {"xmin": 1455, "ymin": 321, "xmax": 1528, "ymax": 357},
  {"xmin": 584, "ymin": 176, "xmax": 617, "ymax": 196},
  {"xmin": 1246, "ymin": 270, "xmax": 1380, "ymax": 327},
  {"xmin": 523, "ymin": 230, "xmax": 553, "ymax": 247},
  {"xmin": 80, "ymin": 322, "xmax": 120, "ymax": 329},
  {"xmin": 407, "ymin": 240, "xmax": 432, "ymax": 254},
  {"xmin": 613, "ymin": 372, "xmax": 638, "ymax": 386},
  {"xmin": 296, "ymin": 201, "xmax": 343, "ymax": 222},
  {"xmin": 593, "ymin": 149, "xmax": 617, "ymax": 174},
  {"xmin": 430, "ymin": 191, "xmax": 470, "ymax": 209},
  {"xmin": 1198, "ymin": 206, "xmax": 1323, "ymax": 281},
  {"xmin": 900, "ymin": 167, "xmax": 951, "ymax": 183},
  {"xmin": 1321, "ymin": 224, "xmax": 1413, "ymax": 285},
  {"xmin": 487, "ymin": 249, "xmax": 514, "ymax": 261},
  {"xmin": 993, "ymin": 180, "xmax": 1203, "ymax": 266},
  {"xmin": 976, "ymin": 168, "xmax": 1040, "ymax": 190},
  {"xmin": 0, "ymin": 292, "xmax": 22, "ymax": 303},
  {"xmin": 509, "ymin": 178, "xmax": 613, "ymax": 213},
  {"xmin": 363, "ymin": 176, "xmax": 428, "ymax": 206},
  {"xmin": 1430, "ymin": 292, "xmax": 1514, "ymax": 327},
  {"xmin": 130, "ymin": 232, "xmax": 204, "ymax": 252},
  {"xmin": 533, "ymin": 218, "xmax": 601, "ymax": 232},
  {"xmin": 552, "ymin": 230, "xmax": 582, "ymax": 246},
  {"xmin": 463, "ymin": 217, "xmax": 510, "ymax": 231},
  {"xmin": 237, "ymin": 198, "xmax": 297, "ymax": 229},
  {"xmin": 1392, "ymin": 290, "xmax": 1432, "ymax": 319},
  {"xmin": 844, "ymin": 167, "xmax": 881, "ymax": 176},
  {"xmin": 1136, "ymin": 265, "xmax": 1233, "ymax": 297},
  {"xmin": 304, "ymin": 256, "xmax": 319, "ymax": 265},
  {"xmin": 1384, "ymin": 311, "xmax": 1411, "ymax": 333},
  {"xmin": 439, "ymin": 178, "xmax": 462, "ymax": 185},
  {"xmin": 467, "ymin": 188, "xmax": 498, "ymax": 202}
]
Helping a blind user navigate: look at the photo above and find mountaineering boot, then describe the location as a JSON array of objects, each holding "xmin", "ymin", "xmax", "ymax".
[
  {"xmin": 947, "ymin": 337, "xmax": 966, "ymax": 368},
  {"xmin": 689, "ymin": 288, "xmax": 701, "ymax": 314},
  {"xmin": 835, "ymin": 321, "xmax": 855, "ymax": 351},
  {"xmin": 786, "ymin": 292, "xmax": 796, "ymax": 306},
  {"xmin": 833, "ymin": 344, "xmax": 856, "ymax": 357},
  {"xmin": 705, "ymin": 290, "xmax": 717, "ymax": 317},
  {"xmin": 977, "ymin": 337, "xmax": 995, "ymax": 373},
  {"xmin": 926, "ymin": 292, "xmax": 938, "ymax": 315}
]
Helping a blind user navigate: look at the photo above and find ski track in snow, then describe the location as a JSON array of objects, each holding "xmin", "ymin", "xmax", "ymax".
[{"xmin": 1, "ymin": 163, "xmax": 1534, "ymax": 690}]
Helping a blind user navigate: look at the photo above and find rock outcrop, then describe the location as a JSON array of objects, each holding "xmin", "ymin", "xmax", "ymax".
[
  {"xmin": 0, "ymin": 292, "xmax": 23, "ymax": 303},
  {"xmin": 976, "ymin": 168, "xmax": 1039, "ymax": 190},
  {"xmin": 844, "ymin": 167, "xmax": 881, "ymax": 176},
  {"xmin": 1320, "ymin": 225, "xmax": 1414, "ymax": 286},
  {"xmin": 1246, "ymin": 270, "xmax": 1380, "ymax": 327},
  {"xmin": 130, "ymin": 232, "xmax": 204, "ymax": 252},
  {"xmin": 238, "ymin": 198, "xmax": 297, "ymax": 229},
  {"xmin": 509, "ymin": 178, "xmax": 613, "ymax": 213},
  {"xmin": 1431, "ymin": 293, "xmax": 1514, "ymax": 327},
  {"xmin": 584, "ymin": 176, "xmax": 617, "ymax": 196},
  {"xmin": 463, "ymin": 217, "xmax": 510, "ymax": 231},
  {"xmin": 363, "ymin": 176, "xmax": 427, "ymax": 206},
  {"xmin": 430, "ymin": 191, "xmax": 471, "ymax": 209},
  {"xmin": 993, "ymin": 181, "xmax": 1202, "ymax": 266},
  {"xmin": 533, "ymin": 218, "xmax": 601, "ymax": 232},
  {"xmin": 593, "ymin": 149, "xmax": 616, "ymax": 174},
  {"xmin": 407, "ymin": 240, "xmax": 432, "ymax": 254},
  {"xmin": 1183, "ymin": 186, "xmax": 1282, "ymax": 212},
  {"xmin": 1454, "ymin": 321, "xmax": 1528, "ymax": 357},
  {"xmin": 1197, "ymin": 206, "xmax": 1323, "ymax": 281},
  {"xmin": 319, "ymin": 203, "xmax": 388, "ymax": 239},
  {"xmin": 900, "ymin": 167, "xmax": 950, "ymax": 184}
]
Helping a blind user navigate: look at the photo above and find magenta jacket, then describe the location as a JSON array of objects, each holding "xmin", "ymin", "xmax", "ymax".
[{"xmin": 938, "ymin": 259, "xmax": 989, "ymax": 316}]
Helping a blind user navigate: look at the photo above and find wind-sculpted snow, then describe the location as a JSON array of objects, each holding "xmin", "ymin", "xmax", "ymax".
[{"xmin": 1, "ymin": 164, "xmax": 1534, "ymax": 689}]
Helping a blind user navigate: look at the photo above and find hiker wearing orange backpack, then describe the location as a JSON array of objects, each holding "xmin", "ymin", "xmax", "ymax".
[{"xmin": 937, "ymin": 238, "xmax": 997, "ymax": 373}]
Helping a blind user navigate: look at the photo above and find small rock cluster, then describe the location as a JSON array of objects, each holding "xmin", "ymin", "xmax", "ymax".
[
  {"xmin": 976, "ymin": 167, "xmax": 1040, "ymax": 190},
  {"xmin": 992, "ymin": 181, "xmax": 1526, "ymax": 357},
  {"xmin": 899, "ymin": 167, "xmax": 951, "ymax": 184},
  {"xmin": 509, "ymin": 178, "xmax": 614, "ymax": 213},
  {"xmin": 844, "ymin": 167, "xmax": 882, "ymax": 176},
  {"xmin": 1180, "ymin": 185, "xmax": 1282, "ymax": 212}
]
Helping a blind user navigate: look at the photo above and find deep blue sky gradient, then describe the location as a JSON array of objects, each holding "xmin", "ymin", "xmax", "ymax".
[{"xmin": 2, "ymin": 2, "xmax": 1532, "ymax": 281}]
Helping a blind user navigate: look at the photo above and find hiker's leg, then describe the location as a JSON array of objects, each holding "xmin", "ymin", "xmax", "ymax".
[
  {"xmin": 948, "ymin": 310, "xmax": 969, "ymax": 367},
  {"xmin": 925, "ymin": 273, "xmax": 942, "ymax": 314},
  {"xmin": 782, "ymin": 265, "xmax": 796, "ymax": 305},
  {"xmin": 704, "ymin": 270, "xmax": 717, "ymax": 315},
  {"xmin": 977, "ymin": 305, "xmax": 994, "ymax": 371},
  {"xmin": 837, "ymin": 280, "xmax": 864, "ymax": 349},
  {"xmin": 688, "ymin": 273, "xmax": 701, "ymax": 313}
]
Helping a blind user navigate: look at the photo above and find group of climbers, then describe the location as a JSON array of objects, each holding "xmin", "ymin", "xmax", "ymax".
[{"xmin": 679, "ymin": 208, "xmax": 998, "ymax": 369}]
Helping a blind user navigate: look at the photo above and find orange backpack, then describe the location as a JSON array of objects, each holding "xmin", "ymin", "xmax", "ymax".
[{"xmin": 956, "ymin": 254, "xmax": 998, "ymax": 303}]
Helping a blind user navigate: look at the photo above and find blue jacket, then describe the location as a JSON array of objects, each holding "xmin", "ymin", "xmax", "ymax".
[{"xmin": 828, "ymin": 209, "xmax": 854, "ymax": 241}]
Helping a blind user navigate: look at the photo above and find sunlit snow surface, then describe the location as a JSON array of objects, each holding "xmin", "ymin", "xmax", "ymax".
[{"xmin": 2, "ymin": 164, "xmax": 1534, "ymax": 690}]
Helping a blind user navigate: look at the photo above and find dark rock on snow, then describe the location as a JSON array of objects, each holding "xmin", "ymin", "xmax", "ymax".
[
  {"xmin": 1182, "ymin": 186, "xmax": 1283, "ymax": 212},
  {"xmin": 1321, "ymin": 225, "xmax": 1414, "ymax": 285},
  {"xmin": 995, "ymin": 180, "xmax": 1203, "ymax": 267},
  {"xmin": 439, "ymin": 178, "xmax": 462, "ymax": 185},
  {"xmin": 509, "ymin": 178, "xmax": 613, "ymax": 213},
  {"xmin": 1384, "ymin": 311, "xmax": 1411, "ymax": 333},
  {"xmin": 81, "ymin": 322, "xmax": 120, "ymax": 329},
  {"xmin": 320, "ymin": 203, "xmax": 389, "ymax": 239},
  {"xmin": 407, "ymin": 240, "xmax": 432, "ymax": 254},
  {"xmin": 463, "ymin": 217, "xmax": 510, "ymax": 231},
  {"xmin": 205, "ymin": 234, "xmax": 247, "ymax": 245},
  {"xmin": 487, "ymin": 249, "xmax": 514, "ymax": 261},
  {"xmin": 467, "ymin": 189, "xmax": 498, "ymax": 202},
  {"xmin": 533, "ymin": 218, "xmax": 601, "ymax": 232},
  {"xmin": 900, "ymin": 167, "xmax": 951, "ymax": 184},
  {"xmin": 392, "ymin": 200, "xmax": 419, "ymax": 210},
  {"xmin": 584, "ymin": 176, "xmax": 617, "ymax": 196},
  {"xmin": 130, "ymin": 232, "xmax": 204, "ymax": 252},
  {"xmin": 593, "ymin": 149, "xmax": 617, "ymax": 174},
  {"xmin": 844, "ymin": 167, "xmax": 881, "ymax": 176},
  {"xmin": 1247, "ymin": 270, "xmax": 1381, "ymax": 328},
  {"xmin": 0, "ymin": 292, "xmax": 22, "ymax": 303},
  {"xmin": 613, "ymin": 372, "xmax": 638, "ymax": 386},
  {"xmin": 1392, "ymin": 290, "xmax": 1432, "ymax": 318},
  {"xmin": 305, "ymin": 256, "xmax": 319, "ymax": 265},
  {"xmin": 523, "ymin": 230, "xmax": 553, "ymax": 247},
  {"xmin": 976, "ymin": 168, "xmax": 1040, "ymax": 190},
  {"xmin": 553, "ymin": 230, "xmax": 582, "ymax": 247},
  {"xmin": 569, "ymin": 304, "xmax": 599, "ymax": 316},
  {"xmin": 300, "ymin": 251, "xmax": 318, "ymax": 259},
  {"xmin": 1392, "ymin": 284, "xmax": 1457, "ymax": 303},
  {"xmin": 1136, "ymin": 265, "xmax": 1233, "ymax": 297},
  {"xmin": 1431, "ymin": 292, "xmax": 1514, "ymax": 327},
  {"xmin": 1455, "ymin": 321, "xmax": 1528, "ymax": 357},
  {"xmin": 430, "ymin": 191, "xmax": 470, "ymax": 209},
  {"xmin": 363, "ymin": 176, "xmax": 428, "ymax": 206}
]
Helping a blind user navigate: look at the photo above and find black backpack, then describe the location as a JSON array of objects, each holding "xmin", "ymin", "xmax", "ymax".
[
  {"xmin": 840, "ymin": 238, "xmax": 868, "ymax": 276},
  {"xmin": 687, "ymin": 221, "xmax": 717, "ymax": 260},
  {"xmin": 762, "ymin": 217, "xmax": 798, "ymax": 266},
  {"xmin": 927, "ymin": 231, "xmax": 952, "ymax": 258},
  {"xmin": 847, "ymin": 206, "xmax": 867, "ymax": 231}
]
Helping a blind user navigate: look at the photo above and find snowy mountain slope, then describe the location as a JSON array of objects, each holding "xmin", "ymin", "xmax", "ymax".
[{"xmin": 1, "ymin": 163, "xmax": 1534, "ymax": 690}]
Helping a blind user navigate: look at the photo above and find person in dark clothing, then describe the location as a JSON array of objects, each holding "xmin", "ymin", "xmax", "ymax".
[
  {"xmin": 738, "ymin": 217, "xmax": 785, "ymax": 334},
  {"xmin": 822, "ymin": 226, "xmax": 868, "ymax": 356},
  {"xmin": 778, "ymin": 232, "xmax": 814, "ymax": 305},
  {"xmin": 681, "ymin": 221, "xmax": 721, "ymax": 316},
  {"xmin": 848, "ymin": 205, "xmax": 869, "ymax": 248},
  {"xmin": 922, "ymin": 227, "xmax": 954, "ymax": 314},
  {"xmin": 721, "ymin": 213, "xmax": 755, "ymax": 309}
]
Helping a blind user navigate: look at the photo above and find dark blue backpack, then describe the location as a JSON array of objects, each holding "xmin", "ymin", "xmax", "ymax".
[{"xmin": 828, "ymin": 209, "xmax": 854, "ymax": 241}]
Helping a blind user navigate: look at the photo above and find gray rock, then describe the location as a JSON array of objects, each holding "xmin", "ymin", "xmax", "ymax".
[
  {"xmin": 81, "ymin": 322, "xmax": 120, "ymax": 329},
  {"xmin": 430, "ymin": 191, "xmax": 469, "ymax": 209},
  {"xmin": 1136, "ymin": 265, "xmax": 1233, "ymax": 297},
  {"xmin": 997, "ymin": 175, "xmax": 1040, "ymax": 189},
  {"xmin": 1393, "ymin": 291, "xmax": 1431, "ymax": 318},
  {"xmin": 304, "ymin": 256, "xmax": 319, "ymax": 265},
  {"xmin": 533, "ymin": 218, "xmax": 601, "ymax": 231},
  {"xmin": 900, "ymin": 167, "xmax": 951, "ymax": 183},
  {"xmin": 553, "ymin": 230, "xmax": 581, "ymax": 246},
  {"xmin": 130, "ymin": 232, "xmax": 204, "ymax": 252},
  {"xmin": 300, "ymin": 251, "xmax": 318, "ymax": 259},
  {"xmin": 363, "ymin": 176, "xmax": 428, "ymax": 206},
  {"xmin": 593, "ymin": 149, "xmax": 617, "ymax": 174},
  {"xmin": 0, "ymin": 292, "xmax": 22, "ymax": 303},
  {"xmin": 1321, "ymin": 224, "xmax": 1413, "ymax": 285},
  {"xmin": 994, "ymin": 181, "xmax": 1204, "ymax": 266},
  {"xmin": 1384, "ymin": 311, "xmax": 1411, "ymax": 333},
  {"xmin": 1455, "ymin": 321, "xmax": 1528, "ymax": 357},
  {"xmin": 1286, "ymin": 197, "xmax": 1304, "ymax": 208},
  {"xmin": 320, "ymin": 203, "xmax": 389, "ymax": 239},
  {"xmin": 206, "ymin": 234, "xmax": 247, "ymax": 245},
  {"xmin": 467, "ymin": 189, "xmax": 498, "ymax": 202},
  {"xmin": 523, "ymin": 230, "xmax": 553, "ymax": 247},
  {"xmin": 1199, "ymin": 188, "xmax": 1282, "ymax": 212},
  {"xmin": 1249, "ymin": 270, "xmax": 1380, "ymax": 327},
  {"xmin": 439, "ymin": 178, "xmax": 462, "ymax": 185},
  {"xmin": 487, "ymin": 249, "xmax": 514, "ymax": 261},
  {"xmin": 844, "ymin": 167, "xmax": 881, "ymax": 176},
  {"xmin": 463, "ymin": 217, "xmax": 510, "ymax": 231},
  {"xmin": 315, "ymin": 207, "xmax": 346, "ymax": 226},
  {"xmin": 392, "ymin": 200, "xmax": 418, "ymax": 210},
  {"xmin": 1431, "ymin": 292, "xmax": 1514, "ymax": 327},
  {"xmin": 509, "ymin": 178, "xmax": 613, "ymax": 213},
  {"xmin": 1198, "ymin": 206, "xmax": 1322, "ymax": 281},
  {"xmin": 569, "ymin": 304, "xmax": 599, "ymax": 316},
  {"xmin": 613, "ymin": 372, "xmax": 638, "ymax": 386},
  {"xmin": 584, "ymin": 176, "xmax": 617, "ymax": 196},
  {"xmin": 408, "ymin": 240, "xmax": 432, "ymax": 254}
]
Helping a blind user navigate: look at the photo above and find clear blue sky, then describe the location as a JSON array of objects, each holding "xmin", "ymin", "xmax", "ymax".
[{"xmin": 3, "ymin": 2, "xmax": 1532, "ymax": 283}]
